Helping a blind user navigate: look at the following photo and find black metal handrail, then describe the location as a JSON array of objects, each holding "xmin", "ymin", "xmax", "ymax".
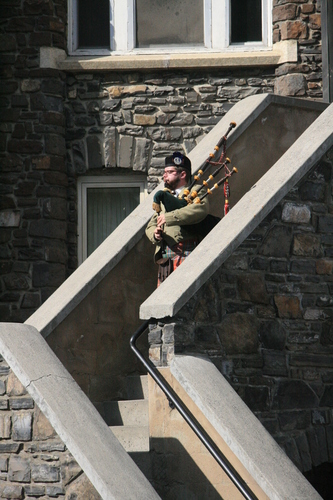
[{"xmin": 130, "ymin": 320, "xmax": 259, "ymax": 500}]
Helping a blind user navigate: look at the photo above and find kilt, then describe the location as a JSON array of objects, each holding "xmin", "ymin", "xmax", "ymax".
[{"xmin": 157, "ymin": 238, "xmax": 200, "ymax": 287}]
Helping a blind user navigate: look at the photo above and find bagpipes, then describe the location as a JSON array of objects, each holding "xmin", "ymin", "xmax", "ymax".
[{"xmin": 152, "ymin": 122, "xmax": 237, "ymax": 238}]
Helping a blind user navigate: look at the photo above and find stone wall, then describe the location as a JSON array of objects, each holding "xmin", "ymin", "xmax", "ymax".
[
  {"xmin": 273, "ymin": 0, "xmax": 322, "ymax": 99},
  {"xmin": 0, "ymin": 0, "xmax": 69, "ymax": 323},
  {"xmin": 0, "ymin": 356, "xmax": 101, "ymax": 499},
  {"xmin": 149, "ymin": 147, "xmax": 333, "ymax": 481},
  {"xmin": 0, "ymin": 0, "xmax": 324, "ymax": 324}
]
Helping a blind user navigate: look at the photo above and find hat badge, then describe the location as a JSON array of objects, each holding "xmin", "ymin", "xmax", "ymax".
[{"xmin": 173, "ymin": 152, "xmax": 184, "ymax": 166}]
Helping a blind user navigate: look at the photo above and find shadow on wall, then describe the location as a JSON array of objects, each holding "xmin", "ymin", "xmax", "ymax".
[
  {"xmin": 304, "ymin": 463, "xmax": 333, "ymax": 500},
  {"xmin": 131, "ymin": 438, "xmax": 222, "ymax": 500}
]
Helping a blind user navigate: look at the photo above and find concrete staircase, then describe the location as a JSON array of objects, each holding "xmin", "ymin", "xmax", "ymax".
[{"xmin": 103, "ymin": 375, "xmax": 153, "ymax": 480}]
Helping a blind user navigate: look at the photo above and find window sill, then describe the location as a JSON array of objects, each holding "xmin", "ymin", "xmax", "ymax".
[{"xmin": 41, "ymin": 41, "xmax": 297, "ymax": 72}]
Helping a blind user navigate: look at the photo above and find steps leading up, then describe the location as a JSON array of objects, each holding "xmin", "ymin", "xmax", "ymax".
[{"xmin": 106, "ymin": 375, "xmax": 150, "ymax": 454}]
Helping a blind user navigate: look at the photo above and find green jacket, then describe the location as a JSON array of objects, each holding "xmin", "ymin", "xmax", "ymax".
[{"xmin": 145, "ymin": 185, "xmax": 210, "ymax": 263}]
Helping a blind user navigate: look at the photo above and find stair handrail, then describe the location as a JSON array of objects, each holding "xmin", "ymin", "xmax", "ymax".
[{"xmin": 130, "ymin": 320, "xmax": 259, "ymax": 500}]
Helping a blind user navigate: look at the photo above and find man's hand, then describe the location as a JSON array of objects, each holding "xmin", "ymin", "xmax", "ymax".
[
  {"xmin": 157, "ymin": 214, "xmax": 166, "ymax": 226},
  {"xmin": 154, "ymin": 226, "xmax": 163, "ymax": 241}
]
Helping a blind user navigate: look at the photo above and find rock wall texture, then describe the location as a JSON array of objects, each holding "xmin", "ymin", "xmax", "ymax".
[
  {"xmin": 0, "ymin": 0, "xmax": 324, "ymax": 323},
  {"xmin": 149, "ymin": 146, "xmax": 333, "ymax": 479},
  {"xmin": 0, "ymin": 356, "xmax": 101, "ymax": 499}
]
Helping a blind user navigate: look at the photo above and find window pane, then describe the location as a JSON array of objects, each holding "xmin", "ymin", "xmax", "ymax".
[
  {"xmin": 231, "ymin": 0, "xmax": 262, "ymax": 43},
  {"xmin": 136, "ymin": 0, "xmax": 204, "ymax": 48},
  {"xmin": 86, "ymin": 187, "xmax": 140, "ymax": 257},
  {"xmin": 78, "ymin": 0, "xmax": 109, "ymax": 48}
]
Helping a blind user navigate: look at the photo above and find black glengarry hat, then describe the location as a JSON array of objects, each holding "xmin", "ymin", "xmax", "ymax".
[{"xmin": 165, "ymin": 152, "xmax": 191, "ymax": 173}]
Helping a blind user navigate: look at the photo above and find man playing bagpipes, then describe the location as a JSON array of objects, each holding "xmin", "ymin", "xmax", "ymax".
[{"xmin": 145, "ymin": 152, "xmax": 210, "ymax": 287}]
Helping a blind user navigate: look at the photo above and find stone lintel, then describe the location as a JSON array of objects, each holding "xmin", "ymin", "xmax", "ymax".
[{"xmin": 40, "ymin": 41, "xmax": 297, "ymax": 72}]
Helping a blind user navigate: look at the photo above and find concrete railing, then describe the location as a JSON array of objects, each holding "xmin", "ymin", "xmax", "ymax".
[
  {"xmin": 139, "ymin": 101, "xmax": 333, "ymax": 320},
  {"xmin": 0, "ymin": 323, "xmax": 160, "ymax": 500},
  {"xmin": 171, "ymin": 355, "xmax": 322, "ymax": 500}
]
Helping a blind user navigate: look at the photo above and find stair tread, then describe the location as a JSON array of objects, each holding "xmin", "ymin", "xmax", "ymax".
[
  {"xmin": 104, "ymin": 399, "xmax": 148, "ymax": 426},
  {"xmin": 110, "ymin": 425, "xmax": 149, "ymax": 452}
]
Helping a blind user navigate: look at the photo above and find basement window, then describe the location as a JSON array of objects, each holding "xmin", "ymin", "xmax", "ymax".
[
  {"xmin": 78, "ymin": 177, "xmax": 146, "ymax": 263},
  {"xmin": 68, "ymin": 0, "xmax": 272, "ymax": 55}
]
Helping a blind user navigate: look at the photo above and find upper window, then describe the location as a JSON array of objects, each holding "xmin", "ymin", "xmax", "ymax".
[{"xmin": 68, "ymin": 0, "xmax": 272, "ymax": 55}]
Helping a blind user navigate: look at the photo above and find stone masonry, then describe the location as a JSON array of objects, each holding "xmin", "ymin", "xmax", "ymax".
[
  {"xmin": 0, "ymin": 355, "xmax": 101, "ymax": 499},
  {"xmin": 0, "ymin": 0, "xmax": 324, "ymax": 323},
  {"xmin": 149, "ymin": 147, "xmax": 333, "ymax": 482}
]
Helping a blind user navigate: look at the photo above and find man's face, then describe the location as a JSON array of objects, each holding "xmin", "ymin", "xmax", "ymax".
[{"xmin": 163, "ymin": 167, "xmax": 186, "ymax": 190}]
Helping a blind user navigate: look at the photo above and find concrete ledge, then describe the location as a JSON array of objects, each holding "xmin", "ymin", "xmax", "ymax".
[
  {"xmin": 40, "ymin": 41, "xmax": 297, "ymax": 72},
  {"xmin": 171, "ymin": 355, "xmax": 322, "ymax": 500},
  {"xmin": 139, "ymin": 102, "xmax": 333, "ymax": 320},
  {"xmin": 0, "ymin": 323, "xmax": 160, "ymax": 500}
]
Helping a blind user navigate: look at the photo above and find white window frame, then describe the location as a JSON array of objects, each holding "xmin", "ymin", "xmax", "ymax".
[
  {"xmin": 68, "ymin": 0, "xmax": 272, "ymax": 56},
  {"xmin": 77, "ymin": 176, "xmax": 147, "ymax": 264}
]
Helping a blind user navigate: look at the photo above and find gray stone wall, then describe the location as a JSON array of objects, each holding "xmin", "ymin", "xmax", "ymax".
[
  {"xmin": 149, "ymin": 147, "xmax": 333, "ymax": 475},
  {"xmin": 273, "ymin": 0, "xmax": 322, "ymax": 99},
  {"xmin": 0, "ymin": 356, "xmax": 101, "ymax": 499},
  {"xmin": 0, "ymin": 0, "xmax": 69, "ymax": 323}
]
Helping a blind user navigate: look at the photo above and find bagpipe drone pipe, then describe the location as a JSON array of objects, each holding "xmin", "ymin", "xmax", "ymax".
[{"xmin": 152, "ymin": 122, "xmax": 238, "ymax": 238}]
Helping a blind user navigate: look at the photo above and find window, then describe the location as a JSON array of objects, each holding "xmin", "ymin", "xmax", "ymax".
[
  {"xmin": 68, "ymin": 0, "xmax": 272, "ymax": 55},
  {"xmin": 78, "ymin": 177, "xmax": 146, "ymax": 263}
]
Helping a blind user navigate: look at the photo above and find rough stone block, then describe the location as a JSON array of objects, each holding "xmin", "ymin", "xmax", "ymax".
[
  {"xmin": 64, "ymin": 472, "xmax": 101, "ymax": 499},
  {"xmin": 292, "ymin": 233, "xmax": 322, "ymax": 257},
  {"xmin": 103, "ymin": 127, "xmax": 116, "ymax": 168},
  {"xmin": 275, "ymin": 74, "xmax": 307, "ymax": 96},
  {"xmin": 133, "ymin": 138, "xmax": 151, "ymax": 172},
  {"xmin": 274, "ymin": 295, "xmax": 302, "ymax": 319},
  {"xmin": 45, "ymin": 134, "xmax": 66, "ymax": 156},
  {"xmin": 259, "ymin": 225, "xmax": 292, "ymax": 257},
  {"xmin": 281, "ymin": 202, "xmax": 311, "ymax": 223},
  {"xmin": 31, "ymin": 464, "xmax": 60, "ymax": 483},
  {"xmin": 0, "ymin": 414, "xmax": 11, "ymax": 439},
  {"xmin": 6, "ymin": 372, "xmax": 27, "ymax": 396},
  {"xmin": 263, "ymin": 350, "xmax": 288, "ymax": 376},
  {"xmin": 0, "ymin": 458, "xmax": 7, "ymax": 473},
  {"xmin": 0, "ymin": 443, "xmax": 20, "ymax": 453},
  {"xmin": 299, "ymin": 181, "xmax": 326, "ymax": 201},
  {"xmin": 33, "ymin": 406, "xmax": 56, "ymax": 441},
  {"xmin": 7, "ymin": 140, "xmax": 43, "ymax": 154},
  {"xmin": 0, "ymin": 210, "xmax": 20, "ymax": 227},
  {"xmin": 12, "ymin": 413, "xmax": 32, "ymax": 441},
  {"xmin": 23, "ymin": 485, "xmax": 45, "ymax": 496},
  {"xmin": 217, "ymin": 312, "xmax": 259, "ymax": 354},
  {"xmin": 273, "ymin": 380, "xmax": 319, "ymax": 410},
  {"xmin": 118, "ymin": 135, "xmax": 134, "ymax": 168},
  {"xmin": 0, "ymin": 483, "xmax": 23, "ymax": 499},
  {"xmin": 32, "ymin": 262, "xmax": 66, "ymax": 287},
  {"xmin": 42, "ymin": 198, "xmax": 67, "ymax": 221},
  {"xmin": 8, "ymin": 457, "xmax": 31, "ymax": 483},
  {"xmin": 280, "ymin": 20, "xmax": 307, "ymax": 40},
  {"xmin": 87, "ymin": 135, "xmax": 104, "ymax": 169},
  {"xmin": 307, "ymin": 426, "xmax": 328, "ymax": 467},
  {"xmin": 30, "ymin": 220, "xmax": 67, "ymax": 239},
  {"xmin": 237, "ymin": 273, "xmax": 269, "ymax": 304},
  {"xmin": 316, "ymin": 259, "xmax": 333, "ymax": 275},
  {"xmin": 273, "ymin": 4, "xmax": 297, "ymax": 22},
  {"xmin": 9, "ymin": 398, "xmax": 34, "ymax": 410}
]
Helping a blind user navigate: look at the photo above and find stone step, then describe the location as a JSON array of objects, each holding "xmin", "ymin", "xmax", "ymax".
[
  {"xmin": 110, "ymin": 425, "xmax": 150, "ymax": 453},
  {"xmin": 125, "ymin": 374, "xmax": 148, "ymax": 400},
  {"xmin": 104, "ymin": 399, "xmax": 148, "ymax": 427}
]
